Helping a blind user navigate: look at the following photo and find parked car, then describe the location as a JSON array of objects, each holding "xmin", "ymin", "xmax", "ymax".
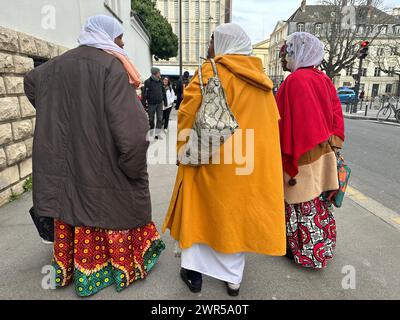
[{"xmin": 337, "ymin": 88, "xmax": 356, "ymax": 104}]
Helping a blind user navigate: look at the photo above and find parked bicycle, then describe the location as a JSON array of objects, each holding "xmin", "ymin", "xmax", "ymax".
[{"xmin": 376, "ymin": 96, "xmax": 400, "ymax": 123}]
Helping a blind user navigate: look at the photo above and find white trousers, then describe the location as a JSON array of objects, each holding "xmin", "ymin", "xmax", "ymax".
[{"xmin": 181, "ymin": 244, "xmax": 245, "ymax": 285}]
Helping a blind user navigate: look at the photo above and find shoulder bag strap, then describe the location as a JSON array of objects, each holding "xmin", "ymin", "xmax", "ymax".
[
  {"xmin": 198, "ymin": 63, "xmax": 204, "ymax": 94},
  {"xmin": 210, "ymin": 58, "xmax": 219, "ymax": 78}
]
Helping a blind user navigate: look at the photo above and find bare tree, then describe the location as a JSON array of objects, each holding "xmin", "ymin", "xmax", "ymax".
[{"xmin": 317, "ymin": 0, "xmax": 392, "ymax": 79}]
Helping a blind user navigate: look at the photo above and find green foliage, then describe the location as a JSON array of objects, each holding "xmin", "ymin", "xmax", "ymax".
[
  {"xmin": 132, "ymin": 0, "xmax": 178, "ymax": 61},
  {"xmin": 9, "ymin": 191, "xmax": 21, "ymax": 202},
  {"xmin": 23, "ymin": 175, "xmax": 33, "ymax": 192},
  {"xmin": 8, "ymin": 176, "xmax": 32, "ymax": 202}
]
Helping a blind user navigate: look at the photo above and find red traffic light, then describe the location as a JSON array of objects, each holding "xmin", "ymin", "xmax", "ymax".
[{"xmin": 361, "ymin": 41, "xmax": 369, "ymax": 47}]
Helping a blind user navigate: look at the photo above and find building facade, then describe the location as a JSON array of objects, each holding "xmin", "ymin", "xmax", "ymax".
[
  {"xmin": 253, "ymin": 38, "xmax": 270, "ymax": 71},
  {"xmin": 268, "ymin": 21, "xmax": 289, "ymax": 88},
  {"xmin": 0, "ymin": 0, "xmax": 152, "ymax": 76},
  {"xmin": 268, "ymin": 1, "xmax": 400, "ymax": 97},
  {"xmin": 155, "ymin": 0, "xmax": 232, "ymax": 73}
]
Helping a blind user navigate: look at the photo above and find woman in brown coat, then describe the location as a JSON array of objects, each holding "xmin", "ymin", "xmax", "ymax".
[{"xmin": 24, "ymin": 15, "xmax": 165, "ymax": 297}]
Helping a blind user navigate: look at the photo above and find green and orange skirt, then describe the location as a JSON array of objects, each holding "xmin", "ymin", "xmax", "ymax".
[{"xmin": 52, "ymin": 220, "xmax": 165, "ymax": 297}]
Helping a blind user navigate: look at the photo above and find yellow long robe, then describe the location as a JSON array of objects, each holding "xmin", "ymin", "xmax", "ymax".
[{"xmin": 163, "ymin": 55, "xmax": 286, "ymax": 255}]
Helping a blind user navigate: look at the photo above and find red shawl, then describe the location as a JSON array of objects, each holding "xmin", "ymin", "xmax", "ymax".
[{"xmin": 275, "ymin": 68, "xmax": 345, "ymax": 178}]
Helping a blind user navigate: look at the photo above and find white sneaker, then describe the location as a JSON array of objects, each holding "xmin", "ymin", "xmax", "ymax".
[{"xmin": 227, "ymin": 283, "xmax": 240, "ymax": 290}]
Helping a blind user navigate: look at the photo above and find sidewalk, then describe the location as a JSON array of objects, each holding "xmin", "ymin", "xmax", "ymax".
[
  {"xmin": 0, "ymin": 110, "xmax": 400, "ymax": 300},
  {"xmin": 342, "ymin": 104, "xmax": 399, "ymax": 123}
]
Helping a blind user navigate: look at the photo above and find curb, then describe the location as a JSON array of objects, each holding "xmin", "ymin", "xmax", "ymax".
[
  {"xmin": 346, "ymin": 186, "xmax": 400, "ymax": 232},
  {"xmin": 343, "ymin": 114, "xmax": 398, "ymax": 123}
]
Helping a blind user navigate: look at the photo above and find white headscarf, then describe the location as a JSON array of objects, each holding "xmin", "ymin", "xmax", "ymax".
[
  {"xmin": 285, "ymin": 32, "xmax": 324, "ymax": 72},
  {"xmin": 214, "ymin": 23, "xmax": 253, "ymax": 56},
  {"xmin": 78, "ymin": 15, "xmax": 126, "ymax": 56}
]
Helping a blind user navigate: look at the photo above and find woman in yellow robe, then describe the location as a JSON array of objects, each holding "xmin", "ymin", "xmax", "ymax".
[{"xmin": 163, "ymin": 23, "xmax": 286, "ymax": 296}]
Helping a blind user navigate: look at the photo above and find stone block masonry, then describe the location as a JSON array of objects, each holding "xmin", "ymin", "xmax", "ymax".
[{"xmin": 0, "ymin": 25, "xmax": 68, "ymax": 206}]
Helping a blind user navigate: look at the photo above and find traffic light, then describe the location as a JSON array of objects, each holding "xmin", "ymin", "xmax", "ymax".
[{"xmin": 358, "ymin": 41, "xmax": 370, "ymax": 59}]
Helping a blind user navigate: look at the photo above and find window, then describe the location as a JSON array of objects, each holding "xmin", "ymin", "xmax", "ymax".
[
  {"xmin": 379, "ymin": 25, "xmax": 388, "ymax": 35},
  {"xmin": 216, "ymin": 1, "xmax": 221, "ymax": 23},
  {"xmin": 174, "ymin": 0, "xmax": 178, "ymax": 19},
  {"xmin": 104, "ymin": 0, "xmax": 122, "ymax": 22},
  {"xmin": 297, "ymin": 23, "xmax": 305, "ymax": 32},
  {"xmin": 346, "ymin": 66, "xmax": 353, "ymax": 76},
  {"xmin": 377, "ymin": 48, "xmax": 384, "ymax": 56},
  {"xmin": 394, "ymin": 25, "xmax": 400, "ymax": 35},
  {"xmin": 163, "ymin": 0, "xmax": 168, "ymax": 17},
  {"xmin": 391, "ymin": 47, "xmax": 398, "ymax": 56},
  {"xmin": 362, "ymin": 68, "xmax": 367, "ymax": 77},
  {"xmin": 184, "ymin": 0, "xmax": 189, "ymax": 20},
  {"xmin": 185, "ymin": 21, "xmax": 189, "ymax": 61},
  {"xmin": 374, "ymin": 67, "xmax": 381, "ymax": 77},
  {"xmin": 314, "ymin": 23, "xmax": 322, "ymax": 35},
  {"xmin": 338, "ymin": 90, "xmax": 355, "ymax": 95},
  {"xmin": 205, "ymin": 1, "xmax": 210, "ymax": 18},
  {"xmin": 195, "ymin": 23, "xmax": 200, "ymax": 58},
  {"xmin": 388, "ymin": 67, "xmax": 395, "ymax": 77},
  {"xmin": 385, "ymin": 84, "xmax": 393, "ymax": 93}
]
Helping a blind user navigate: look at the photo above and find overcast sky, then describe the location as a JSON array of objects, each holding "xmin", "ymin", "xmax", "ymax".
[{"xmin": 232, "ymin": 0, "xmax": 400, "ymax": 44}]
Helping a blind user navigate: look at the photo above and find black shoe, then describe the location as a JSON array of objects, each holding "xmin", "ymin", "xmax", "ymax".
[
  {"xmin": 285, "ymin": 248, "xmax": 294, "ymax": 260},
  {"xmin": 225, "ymin": 282, "xmax": 240, "ymax": 297},
  {"xmin": 180, "ymin": 268, "xmax": 202, "ymax": 293}
]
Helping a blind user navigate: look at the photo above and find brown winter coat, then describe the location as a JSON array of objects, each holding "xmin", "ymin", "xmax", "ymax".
[{"xmin": 24, "ymin": 46, "xmax": 151, "ymax": 230}]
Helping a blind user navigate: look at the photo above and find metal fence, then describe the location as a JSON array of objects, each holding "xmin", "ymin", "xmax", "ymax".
[{"xmin": 346, "ymin": 95, "xmax": 400, "ymax": 117}]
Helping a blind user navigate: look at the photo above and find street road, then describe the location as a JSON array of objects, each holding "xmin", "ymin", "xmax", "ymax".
[{"xmin": 344, "ymin": 119, "xmax": 400, "ymax": 213}]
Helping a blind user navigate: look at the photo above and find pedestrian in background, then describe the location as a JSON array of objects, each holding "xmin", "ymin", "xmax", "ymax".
[
  {"xmin": 175, "ymin": 71, "xmax": 190, "ymax": 110},
  {"xmin": 144, "ymin": 67, "xmax": 168, "ymax": 140},
  {"xmin": 24, "ymin": 15, "xmax": 165, "ymax": 297},
  {"xmin": 162, "ymin": 77, "xmax": 176, "ymax": 132},
  {"xmin": 163, "ymin": 23, "xmax": 286, "ymax": 296},
  {"xmin": 276, "ymin": 32, "xmax": 345, "ymax": 269}
]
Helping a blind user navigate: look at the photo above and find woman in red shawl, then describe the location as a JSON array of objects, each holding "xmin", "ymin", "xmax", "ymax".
[{"xmin": 276, "ymin": 32, "xmax": 345, "ymax": 269}]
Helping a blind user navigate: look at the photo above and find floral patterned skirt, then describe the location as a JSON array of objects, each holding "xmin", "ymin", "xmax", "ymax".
[
  {"xmin": 285, "ymin": 194, "xmax": 336, "ymax": 269},
  {"xmin": 52, "ymin": 220, "xmax": 165, "ymax": 297}
]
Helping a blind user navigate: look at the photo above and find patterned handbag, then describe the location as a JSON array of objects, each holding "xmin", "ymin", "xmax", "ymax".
[
  {"xmin": 327, "ymin": 151, "xmax": 351, "ymax": 208},
  {"xmin": 178, "ymin": 58, "xmax": 239, "ymax": 166}
]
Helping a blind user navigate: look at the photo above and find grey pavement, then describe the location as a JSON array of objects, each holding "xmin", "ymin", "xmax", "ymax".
[{"xmin": 1, "ymin": 111, "xmax": 400, "ymax": 300}]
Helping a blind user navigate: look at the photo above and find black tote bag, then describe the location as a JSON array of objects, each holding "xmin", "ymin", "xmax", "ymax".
[{"xmin": 29, "ymin": 207, "xmax": 54, "ymax": 242}]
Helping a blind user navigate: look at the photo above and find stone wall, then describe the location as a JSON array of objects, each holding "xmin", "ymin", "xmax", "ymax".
[{"xmin": 0, "ymin": 26, "xmax": 68, "ymax": 206}]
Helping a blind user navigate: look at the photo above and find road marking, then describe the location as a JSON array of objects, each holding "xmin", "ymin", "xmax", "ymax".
[
  {"xmin": 392, "ymin": 217, "xmax": 400, "ymax": 225},
  {"xmin": 346, "ymin": 186, "xmax": 400, "ymax": 232}
]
